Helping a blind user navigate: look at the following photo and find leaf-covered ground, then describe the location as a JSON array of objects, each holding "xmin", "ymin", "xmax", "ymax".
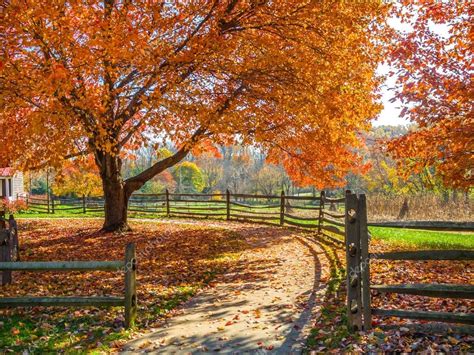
[
  {"xmin": 123, "ymin": 230, "xmax": 331, "ymax": 353},
  {"xmin": 1, "ymin": 218, "xmax": 473, "ymax": 353},
  {"xmin": 0, "ymin": 218, "xmax": 248, "ymax": 353},
  {"xmin": 307, "ymin": 233, "xmax": 474, "ymax": 353},
  {"xmin": 365, "ymin": 240, "xmax": 473, "ymax": 352}
]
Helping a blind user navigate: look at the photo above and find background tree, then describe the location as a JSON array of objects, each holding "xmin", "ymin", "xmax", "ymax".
[
  {"xmin": 252, "ymin": 164, "xmax": 290, "ymax": 196},
  {"xmin": 195, "ymin": 152, "xmax": 224, "ymax": 193},
  {"xmin": 387, "ymin": 1, "xmax": 473, "ymax": 189},
  {"xmin": 0, "ymin": 0, "xmax": 386, "ymax": 230},
  {"xmin": 53, "ymin": 156, "xmax": 103, "ymax": 197},
  {"xmin": 172, "ymin": 162, "xmax": 205, "ymax": 194}
]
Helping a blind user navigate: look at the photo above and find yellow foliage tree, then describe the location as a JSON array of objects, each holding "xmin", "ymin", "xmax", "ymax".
[{"xmin": 53, "ymin": 157, "xmax": 103, "ymax": 197}]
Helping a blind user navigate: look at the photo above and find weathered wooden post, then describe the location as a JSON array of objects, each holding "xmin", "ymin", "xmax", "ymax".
[
  {"xmin": 8, "ymin": 215, "xmax": 19, "ymax": 262},
  {"xmin": 226, "ymin": 189, "xmax": 230, "ymax": 221},
  {"xmin": 318, "ymin": 191, "xmax": 325, "ymax": 234},
  {"xmin": 82, "ymin": 194, "xmax": 86, "ymax": 213},
  {"xmin": 165, "ymin": 189, "xmax": 170, "ymax": 217},
  {"xmin": 345, "ymin": 192, "xmax": 362, "ymax": 331},
  {"xmin": 358, "ymin": 194, "xmax": 371, "ymax": 330},
  {"xmin": 47, "ymin": 194, "xmax": 50, "ymax": 214},
  {"xmin": 0, "ymin": 222, "xmax": 12, "ymax": 285},
  {"xmin": 124, "ymin": 243, "xmax": 137, "ymax": 328},
  {"xmin": 280, "ymin": 190, "xmax": 285, "ymax": 226},
  {"xmin": 51, "ymin": 195, "xmax": 55, "ymax": 214}
]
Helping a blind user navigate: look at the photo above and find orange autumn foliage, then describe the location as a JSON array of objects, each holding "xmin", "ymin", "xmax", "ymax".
[
  {"xmin": 0, "ymin": 1, "xmax": 387, "ymax": 228},
  {"xmin": 387, "ymin": 1, "xmax": 473, "ymax": 189}
]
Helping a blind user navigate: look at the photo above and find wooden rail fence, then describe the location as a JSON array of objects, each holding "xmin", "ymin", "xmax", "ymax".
[
  {"xmin": 19, "ymin": 191, "xmax": 474, "ymax": 331},
  {"xmin": 12, "ymin": 191, "xmax": 474, "ymax": 331},
  {"xmin": 344, "ymin": 193, "xmax": 474, "ymax": 332},
  {"xmin": 20, "ymin": 191, "xmax": 348, "ymax": 231},
  {"xmin": 0, "ymin": 243, "xmax": 137, "ymax": 328}
]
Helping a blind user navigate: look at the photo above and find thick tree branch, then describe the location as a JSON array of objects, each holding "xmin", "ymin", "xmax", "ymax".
[
  {"xmin": 124, "ymin": 127, "xmax": 207, "ymax": 194},
  {"xmin": 123, "ymin": 81, "xmax": 247, "ymax": 194}
]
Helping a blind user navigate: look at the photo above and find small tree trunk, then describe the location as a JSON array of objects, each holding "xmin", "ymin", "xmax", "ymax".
[{"xmin": 397, "ymin": 197, "xmax": 409, "ymax": 220}]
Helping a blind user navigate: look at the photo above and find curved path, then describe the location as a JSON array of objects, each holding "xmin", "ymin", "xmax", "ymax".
[{"xmin": 123, "ymin": 223, "xmax": 331, "ymax": 354}]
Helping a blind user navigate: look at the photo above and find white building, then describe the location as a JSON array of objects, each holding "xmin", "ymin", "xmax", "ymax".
[{"xmin": 0, "ymin": 168, "xmax": 24, "ymax": 200}]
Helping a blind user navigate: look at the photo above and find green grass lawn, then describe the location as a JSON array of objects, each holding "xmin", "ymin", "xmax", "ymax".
[{"xmin": 369, "ymin": 226, "xmax": 474, "ymax": 249}]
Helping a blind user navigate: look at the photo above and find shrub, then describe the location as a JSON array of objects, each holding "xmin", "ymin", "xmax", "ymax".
[
  {"xmin": 211, "ymin": 190, "xmax": 224, "ymax": 201},
  {"xmin": 0, "ymin": 198, "xmax": 29, "ymax": 214}
]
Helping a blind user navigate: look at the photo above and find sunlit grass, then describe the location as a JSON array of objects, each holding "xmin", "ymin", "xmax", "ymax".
[{"xmin": 369, "ymin": 226, "xmax": 474, "ymax": 249}]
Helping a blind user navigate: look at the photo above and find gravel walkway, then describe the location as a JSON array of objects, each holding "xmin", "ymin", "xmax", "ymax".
[{"xmin": 122, "ymin": 225, "xmax": 330, "ymax": 354}]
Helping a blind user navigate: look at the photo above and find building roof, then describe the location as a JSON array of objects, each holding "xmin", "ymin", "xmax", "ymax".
[{"xmin": 0, "ymin": 167, "xmax": 14, "ymax": 177}]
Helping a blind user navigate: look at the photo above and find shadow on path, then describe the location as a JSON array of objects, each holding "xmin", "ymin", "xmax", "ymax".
[{"xmin": 122, "ymin": 228, "xmax": 331, "ymax": 354}]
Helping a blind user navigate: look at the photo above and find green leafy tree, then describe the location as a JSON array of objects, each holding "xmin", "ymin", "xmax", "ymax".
[{"xmin": 173, "ymin": 162, "xmax": 205, "ymax": 193}]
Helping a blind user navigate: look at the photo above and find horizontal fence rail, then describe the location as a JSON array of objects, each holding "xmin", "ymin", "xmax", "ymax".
[
  {"xmin": 371, "ymin": 284, "xmax": 474, "ymax": 299},
  {"xmin": 0, "ymin": 243, "xmax": 137, "ymax": 328},
  {"xmin": 19, "ymin": 190, "xmax": 343, "ymax": 231},
  {"xmin": 0, "ymin": 260, "xmax": 124, "ymax": 271},
  {"xmin": 317, "ymin": 191, "xmax": 348, "ymax": 247},
  {"xmin": 371, "ymin": 309, "xmax": 474, "ymax": 325},
  {"xmin": 346, "ymin": 194, "xmax": 474, "ymax": 331}
]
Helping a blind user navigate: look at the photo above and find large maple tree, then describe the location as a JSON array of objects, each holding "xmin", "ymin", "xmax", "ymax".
[
  {"xmin": 1, "ymin": 1, "xmax": 385, "ymax": 230},
  {"xmin": 387, "ymin": 1, "xmax": 473, "ymax": 189}
]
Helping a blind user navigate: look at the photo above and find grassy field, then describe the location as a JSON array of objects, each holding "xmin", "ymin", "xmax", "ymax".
[{"xmin": 369, "ymin": 226, "xmax": 474, "ymax": 249}]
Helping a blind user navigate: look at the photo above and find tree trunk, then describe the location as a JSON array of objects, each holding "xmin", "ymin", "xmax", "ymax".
[
  {"xmin": 93, "ymin": 128, "xmax": 205, "ymax": 232},
  {"xmin": 96, "ymin": 152, "xmax": 130, "ymax": 232},
  {"xmin": 103, "ymin": 177, "xmax": 129, "ymax": 232},
  {"xmin": 397, "ymin": 197, "xmax": 409, "ymax": 220}
]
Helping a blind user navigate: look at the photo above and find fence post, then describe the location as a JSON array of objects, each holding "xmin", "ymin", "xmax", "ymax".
[
  {"xmin": 358, "ymin": 194, "xmax": 371, "ymax": 330},
  {"xmin": 9, "ymin": 215, "xmax": 19, "ymax": 262},
  {"xmin": 345, "ymin": 193, "xmax": 362, "ymax": 331},
  {"xmin": 51, "ymin": 195, "xmax": 55, "ymax": 214},
  {"xmin": 318, "ymin": 191, "xmax": 325, "ymax": 234},
  {"xmin": 226, "ymin": 189, "xmax": 230, "ymax": 221},
  {"xmin": 165, "ymin": 189, "xmax": 170, "ymax": 217},
  {"xmin": 0, "ymin": 210, "xmax": 5, "ymax": 229},
  {"xmin": 0, "ymin": 228, "xmax": 12, "ymax": 285},
  {"xmin": 124, "ymin": 243, "xmax": 137, "ymax": 328},
  {"xmin": 47, "ymin": 194, "xmax": 50, "ymax": 214},
  {"xmin": 280, "ymin": 190, "xmax": 285, "ymax": 226},
  {"xmin": 82, "ymin": 195, "xmax": 86, "ymax": 213}
]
